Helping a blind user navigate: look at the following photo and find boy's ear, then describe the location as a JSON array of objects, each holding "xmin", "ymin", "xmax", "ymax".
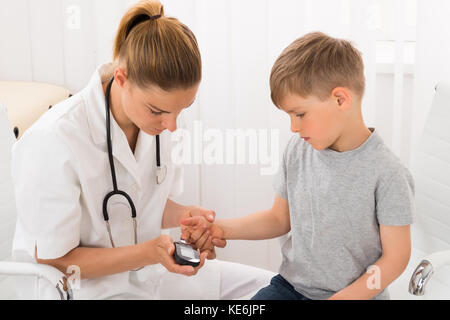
[{"xmin": 331, "ymin": 87, "xmax": 352, "ymax": 110}]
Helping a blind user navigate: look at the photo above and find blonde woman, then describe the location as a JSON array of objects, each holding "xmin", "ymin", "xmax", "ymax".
[{"xmin": 11, "ymin": 0, "xmax": 274, "ymax": 299}]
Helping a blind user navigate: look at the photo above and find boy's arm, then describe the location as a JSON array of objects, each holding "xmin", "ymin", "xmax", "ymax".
[
  {"xmin": 328, "ymin": 225, "xmax": 411, "ymax": 300},
  {"xmin": 214, "ymin": 194, "xmax": 291, "ymax": 241}
]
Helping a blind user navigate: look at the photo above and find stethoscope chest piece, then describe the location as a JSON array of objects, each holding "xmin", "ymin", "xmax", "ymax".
[{"xmin": 156, "ymin": 165, "xmax": 167, "ymax": 184}]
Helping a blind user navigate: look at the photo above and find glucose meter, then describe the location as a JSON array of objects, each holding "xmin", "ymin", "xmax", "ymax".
[{"xmin": 173, "ymin": 240, "xmax": 201, "ymax": 267}]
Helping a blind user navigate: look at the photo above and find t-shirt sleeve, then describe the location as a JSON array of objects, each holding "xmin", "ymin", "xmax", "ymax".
[
  {"xmin": 376, "ymin": 166, "xmax": 415, "ymax": 226},
  {"xmin": 11, "ymin": 129, "xmax": 81, "ymax": 260},
  {"xmin": 273, "ymin": 136, "xmax": 295, "ymax": 200}
]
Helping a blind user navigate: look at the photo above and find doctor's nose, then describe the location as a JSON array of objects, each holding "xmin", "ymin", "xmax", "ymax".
[{"xmin": 162, "ymin": 116, "xmax": 177, "ymax": 132}]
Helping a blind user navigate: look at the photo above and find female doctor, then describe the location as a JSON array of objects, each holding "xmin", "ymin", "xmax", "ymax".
[{"xmin": 11, "ymin": 0, "xmax": 274, "ymax": 299}]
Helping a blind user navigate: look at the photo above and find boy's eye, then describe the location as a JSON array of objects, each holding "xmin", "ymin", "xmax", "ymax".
[{"xmin": 296, "ymin": 113, "xmax": 305, "ymax": 118}]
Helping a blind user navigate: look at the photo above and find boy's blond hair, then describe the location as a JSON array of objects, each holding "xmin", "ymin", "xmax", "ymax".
[{"xmin": 270, "ymin": 32, "xmax": 365, "ymax": 106}]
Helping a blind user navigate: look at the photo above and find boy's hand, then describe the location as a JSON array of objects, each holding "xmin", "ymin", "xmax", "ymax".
[{"xmin": 181, "ymin": 216, "xmax": 227, "ymax": 259}]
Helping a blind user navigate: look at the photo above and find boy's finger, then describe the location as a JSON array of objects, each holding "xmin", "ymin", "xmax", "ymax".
[
  {"xmin": 194, "ymin": 230, "xmax": 210, "ymax": 249},
  {"xmin": 180, "ymin": 227, "xmax": 191, "ymax": 242},
  {"xmin": 189, "ymin": 227, "xmax": 208, "ymax": 243},
  {"xmin": 201, "ymin": 236, "xmax": 213, "ymax": 252},
  {"xmin": 207, "ymin": 248, "xmax": 216, "ymax": 260}
]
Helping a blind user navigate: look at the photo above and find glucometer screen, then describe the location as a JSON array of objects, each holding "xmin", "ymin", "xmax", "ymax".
[
  {"xmin": 173, "ymin": 240, "xmax": 200, "ymax": 267},
  {"xmin": 180, "ymin": 245, "xmax": 196, "ymax": 258}
]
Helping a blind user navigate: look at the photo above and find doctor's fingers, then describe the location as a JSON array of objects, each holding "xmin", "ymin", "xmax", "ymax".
[
  {"xmin": 194, "ymin": 237, "xmax": 216, "ymax": 260},
  {"xmin": 192, "ymin": 251, "xmax": 209, "ymax": 275},
  {"xmin": 181, "ymin": 216, "xmax": 211, "ymax": 229},
  {"xmin": 168, "ymin": 262, "xmax": 196, "ymax": 277},
  {"xmin": 212, "ymin": 238, "xmax": 227, "ymax": 248},
  {"xmin": 188, "ymin": 207, "xmax": 216, "ymax": 223},
  {"xmin": 154, "ymin": 236, "xmax": 195, "ymax": 276},
  {"xmin": 161, "ymin": 252, "xmax": 196, "ymax": 276},
  {"xmin": 202, "ymin": 210, "xmax": 215, "ymax": 223}
]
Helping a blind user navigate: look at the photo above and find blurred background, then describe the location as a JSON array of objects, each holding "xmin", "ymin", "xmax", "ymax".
[{"xmin": 1, "ymin": 0, "xmax": 450, "ymax": 273}]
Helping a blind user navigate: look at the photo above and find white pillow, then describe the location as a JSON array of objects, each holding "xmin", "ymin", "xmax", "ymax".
[{"xmin": 0, "ymin": 81, "xmax": 71, "ymax": 139}]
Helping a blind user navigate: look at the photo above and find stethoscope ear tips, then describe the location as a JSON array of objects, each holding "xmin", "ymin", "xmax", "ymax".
[
  {"xmin": 13, "ymin": 127, "xmax": 19, "ymax": 139},
  {"xmin": 156, "ymin": 165, "xmax": 167, "ymax": 184}
]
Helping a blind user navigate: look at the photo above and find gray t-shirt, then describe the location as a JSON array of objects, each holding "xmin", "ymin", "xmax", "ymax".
[{"xmin": 273, "ymin": 128, "xmax": 414, "ymax": 300}]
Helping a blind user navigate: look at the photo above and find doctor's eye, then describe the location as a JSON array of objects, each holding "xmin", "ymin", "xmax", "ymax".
[
  {"xmin": 149, "ymin": 108, "xmax": 162, "ymax": 116},
  {"xmin": 296, "ymin": 113, "xmax": 306, "ymax": 118}
]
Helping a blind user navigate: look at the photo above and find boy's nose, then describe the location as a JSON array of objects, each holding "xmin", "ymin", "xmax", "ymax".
[{"xmin": 290, "ymin": 120, "xmax": 301, "ymax": 133}]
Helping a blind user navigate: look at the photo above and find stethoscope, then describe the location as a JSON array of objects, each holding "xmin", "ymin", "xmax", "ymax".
[{"xmin": 103, "ymin": 77, "xmax": 166, "ymax": 249}]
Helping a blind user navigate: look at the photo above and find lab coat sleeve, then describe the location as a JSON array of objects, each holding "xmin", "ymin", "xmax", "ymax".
[{"xmin": 11, "ymin": 128, "xmax": 82, "ymax": 260}]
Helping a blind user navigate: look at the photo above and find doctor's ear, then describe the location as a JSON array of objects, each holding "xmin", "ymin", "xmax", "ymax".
[{"xmin": 113, "ymin": 68, "xmax": 129, "ymax": 89}]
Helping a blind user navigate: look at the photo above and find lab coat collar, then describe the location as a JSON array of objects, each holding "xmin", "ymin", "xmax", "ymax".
[
  {"xmin": 82, "ymin": 63, "xmax": 155, "ymax": 190},
  {"xmin": 82, "ymin": 63, "xmax": 111, "ymax": 146}
]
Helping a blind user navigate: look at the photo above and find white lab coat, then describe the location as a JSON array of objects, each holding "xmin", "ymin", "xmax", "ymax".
[{"xmin": 10, "ymin": 63, "xmax": 275, "ymax": 300}]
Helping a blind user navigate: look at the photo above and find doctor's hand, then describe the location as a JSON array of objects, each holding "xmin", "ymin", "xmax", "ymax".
[
  {"xmin": 180, "ymin": 216, "xmax": 227, "ymax": 259},
  {"xmin": 181, "ymin": 205, "xmax": 216, "ymax": 225},
  {"xmin": 151, "ymin": 234, "xmax": 208, "ymax": 277}
]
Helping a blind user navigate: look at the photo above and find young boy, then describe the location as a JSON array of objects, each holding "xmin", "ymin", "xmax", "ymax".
[{"xmin": 181, "ymin": 32, "xmax": 414, "ymax": 300}]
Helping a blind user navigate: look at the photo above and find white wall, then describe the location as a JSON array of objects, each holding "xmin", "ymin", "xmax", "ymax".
[{"xmin": 411, "ymin": 0, "xmax": 450, "ymax": 158}]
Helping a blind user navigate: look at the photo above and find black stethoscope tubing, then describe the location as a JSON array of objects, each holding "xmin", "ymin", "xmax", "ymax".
[{"xmin": 102, "ymin": 76, "xmax": 161, "ymax": 248}]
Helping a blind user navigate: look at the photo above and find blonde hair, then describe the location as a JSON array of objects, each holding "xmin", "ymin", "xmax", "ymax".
[
  {"xmin": 270, "ymin": 32, "xmax": 365, "ymax": 106},
  {"xmin": 113, "ymin": 0, "xmax": 201, "ymax": 90}
]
